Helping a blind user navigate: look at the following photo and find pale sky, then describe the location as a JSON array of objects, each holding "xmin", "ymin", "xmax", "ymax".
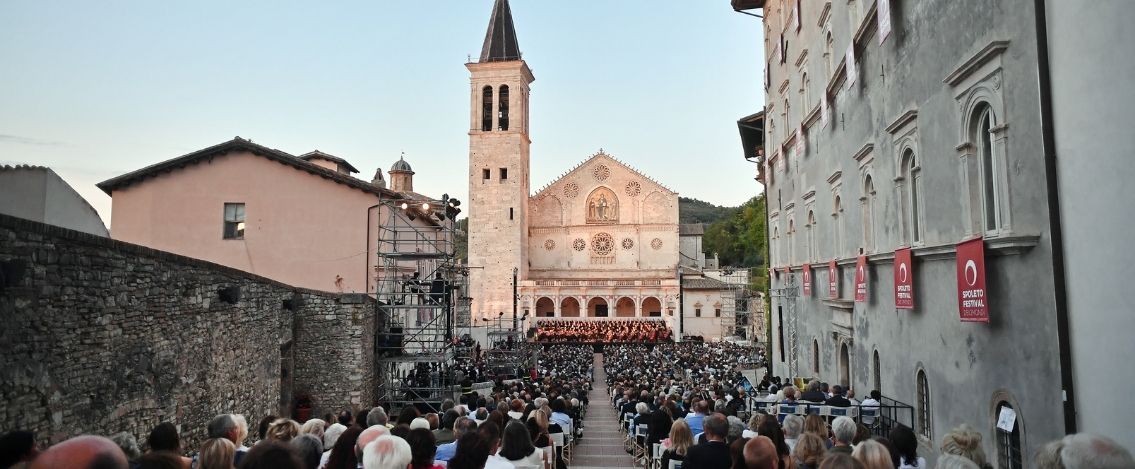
[{"xmin": 0, "ymin": 1, "xmax": 766, "ymax": 227}]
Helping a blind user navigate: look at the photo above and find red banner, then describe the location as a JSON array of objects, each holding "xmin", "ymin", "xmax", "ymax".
[
  {"xmin": 894, "ymin": 248, "xmax": 914, "ymax": 309},
  {"xmin": 854, "ymin": 255, "xmax": 868, "ymax": 302},
  {"xmin": 802, "ymin": 264, "xmax": 812, "ymax": 296},
  {"xmin": 828, "ymin": 260, "xmax": 839, "ymax": 299},
  {"xmin": 956, "ymin": 237, "xmax": 989, "ymax": 322}
]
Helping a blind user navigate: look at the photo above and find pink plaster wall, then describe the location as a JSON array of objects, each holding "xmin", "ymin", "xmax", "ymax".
[{"xmin": 109, "ymin": 151, "xmax": 383, "ymax": 293}]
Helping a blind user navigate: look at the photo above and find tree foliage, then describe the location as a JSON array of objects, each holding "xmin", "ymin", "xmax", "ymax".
[{"xmin": 701, "ymin": 194, "xmax": 769, "ymax": 291}]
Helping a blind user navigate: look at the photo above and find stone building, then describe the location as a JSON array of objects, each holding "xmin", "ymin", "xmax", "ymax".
[
  {"xmin": 0, "ymin": 165, "xmax": 109, "ymax": 236},
  {"xmin": 466, "ymin": 0, "xmax": 700, "ymax": 328},
  {"xmin": 724, "ymin": 0, "xmax": 1135, "ymax": 464}
]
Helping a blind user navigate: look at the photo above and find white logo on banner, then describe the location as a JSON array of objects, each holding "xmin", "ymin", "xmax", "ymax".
[
  {"xmin": 899, "ymin": 262, "xmax": 908, "ymax": 283},
  {"xmin": 964, "ymin": 260, "xmax": 978, "ymax": 287}
]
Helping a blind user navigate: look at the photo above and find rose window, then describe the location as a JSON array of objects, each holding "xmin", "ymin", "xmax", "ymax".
[
  {"xmin": 591, "ymin": 233, "xmax": 615, "ymax": 256},
  {"xmin": 621, "ymin": 238, "xmax": 634, "ymax": 250},
  {"xmin": 563, "ymin": 182, "xmax": 580, "ymax": 199},
  {"xmin": 625, "ymin": 181, "xmax": 641, "ymax": 197},
  {"xmin": 592, "ymin": 164, "xmax": 611, "ymax": 182},
  {"xmin": 572, "ymin": 238, "xmax": 586, "ymax": 251},
  {"xmin": 651, "ymin": 238, "xmax": 663, "ymax": 250},
  {"xmin": 544, "ymin": 239, "xmax": 556, "ymax": 250}
]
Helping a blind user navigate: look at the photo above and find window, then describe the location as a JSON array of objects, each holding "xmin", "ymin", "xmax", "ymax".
[
  {"xmin": 509, "ymin": 207, "xmax": 514, "ymax": 220},
  {"xmin": 498, "ymin": 85, "xmax": 510, "ymax": 131},
  {"xmin": 995, "ymin": 401, "xmax": 1023, "ymax": 469},
  {"xmin": 901, "ymin": 150, "xmax": 923, "ymax": 244},
  {"xmin": 916, "ymin": 369, "xmax": 932, "ymax": 439},
  {"xmin": 783, "ymin": 99, "xmax": 791, "ymax": 135},
  {"xmin": 772, "ymin": 226, "xmax": 780, "ymax": 266},
  {"xmin": 500, "ymin": 167, "xmax": 508, "ymax": 181},
  {"xmin": 801, "ymin": 73, "xmax": 811, "ymax": 115},
  {"xmin": 813, "ymin": 339, "xmax": 820, "ymax": 374},
  {"xmin": 777, "ymin": 306, "xmax": 785, "ymax": 362},
  {"xmin": 832, "ymin": 195, "xmax": 843, "ymax": 258},
  {"xmin": 481, "ymin": 86, "xmax": 493, "ymax": 131},
  {"xmin": 787, "ymin": 219, "xmax": 796, "ymax": 264},
  {"xmin": 695, "ymin": 308, "xmax": 702, "ymax": 317},
  {"xmin": 976, "ymin": 104, "xmax": 1001, "ymax": 232},
  {"xmin": 223, "ymin": 203, "xmax": 245, "ymax": 239},
  {"xmin": 807, "ymin": 210, "xmax": 817, "ymax": 261},
  {"xmin": 715, "ymin": 308, "xmax": 722, "ymax": 317},
  {"xmin": 825, "ymin": 32, "xmax": 834, "ymax": 80},
  {"xmin": 872, "ymin": 349, "xmax": 881, "ymax": 393},
  {"xmin": 482, "ymin": 168, "xmax": 491, "ymax": 180},
  {"xmin": 861, "ymin": 175, "xmax": 875, "ymax": 253}
]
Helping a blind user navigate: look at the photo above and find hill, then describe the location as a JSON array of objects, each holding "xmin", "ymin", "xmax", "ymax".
[{"xmin": 679, "ymin": 197, "xmax": 739, "ymax": 224}]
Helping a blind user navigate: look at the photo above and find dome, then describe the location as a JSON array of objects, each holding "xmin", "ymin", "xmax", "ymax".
[{"xmin": 390, "ymin": 156, "xmax": 413, "ymax": 173}]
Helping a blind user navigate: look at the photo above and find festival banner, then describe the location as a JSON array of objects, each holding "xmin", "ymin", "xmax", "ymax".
[
  {"xmin": 854, "ymin": 255, "xmax": 868, "ymax": 302},
  {"xmin": 956, "ymin": 237, "xmax": 989, "ymax": 322},
  {"xmin": 894, "ymin": 247, "xmax": 914, "ymax": 309},
  {"xmin": 828, "ymin": 260, "xmax": 839, "ymax": 299},
  {"xmin": 846, "ymin": 43, "xmax": 857, "ymax": 89},
  {"xmin": 877, "ymin": 0, "xmax": 893, "ymax": 44},
  {"xmin": 802, "ymin": 264, "xmax": 812, "ymax": 296}
]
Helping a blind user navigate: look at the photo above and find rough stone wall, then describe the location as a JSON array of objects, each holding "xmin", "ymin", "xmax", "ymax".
[
  {"xmin": 0, "ymin": 214, "xmax": 373, "ymax": 449},
  {"xmin": 292, "ymin": 293, "xmax": 375, "ymax": 420}
]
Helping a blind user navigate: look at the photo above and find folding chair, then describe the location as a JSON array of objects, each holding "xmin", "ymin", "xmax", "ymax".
[
  {"xmin": 669, "ymin": 461, "xmax": 683, "ymax": 469},
  {"xmin": 651, "ymin": 443, "xmax": 663, "ymax": 469},
  {"xmin": 632, "ymin": 424, "xmax": 649, "ymax": 465}
]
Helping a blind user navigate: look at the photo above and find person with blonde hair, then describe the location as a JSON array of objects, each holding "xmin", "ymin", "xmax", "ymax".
[
  {"xmin": 935, "ymin": 454, "xmax": 980, "ymax": 469},
  {"xmin": 300, "ymin": 419, "xmax": 326, "ymax": 442},
  {"xmin": 851, "ymin": 439, "xmax": 891, "ymax": 469},
  {"xmin": 939, "ymin": 425, "xmax": 989, "ymax": 469},
  {"xmin": 794, "ymin": 433, "xmax": 827, "ymax": 469},
  {"xmin": 662, "ymin": 418, "xmax": 694, "ymax": 469},
  {"xmin": 199, "ymin": 438, "xmax": 236, "ymax": 469},
  {"xmin": 267, "ymin": 418, "xmax": 301, "ymax": 443},
  {"xmin": 803, "ymin": 415, "xmax": 830, "ymax": 447}
]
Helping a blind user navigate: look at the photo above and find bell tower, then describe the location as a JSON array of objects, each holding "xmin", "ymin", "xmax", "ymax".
[{"xmin": 467, "ymin": 0, "xmax": 534, "ymax": 322}]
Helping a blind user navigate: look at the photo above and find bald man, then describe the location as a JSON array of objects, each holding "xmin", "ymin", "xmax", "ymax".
[
  {"xmin": 743, "ymin": 436, "xmax": 780, "ymax": 469},
  {"xmin": 355, "ymin": 425, "xmax": 390, "ymax": 461},
  {"xmin": 30, "ymin": 435, "xmax": 128, "ymax": 469}
]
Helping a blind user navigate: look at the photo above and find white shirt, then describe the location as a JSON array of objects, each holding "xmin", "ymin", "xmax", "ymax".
[
  {"xmin": 899, "ymin": 456, "xmax": 926, "ymax": 469},
  {"xmin": 504, "ymin": 449, "xmax": 545, "ymax": 469},
  {"xmin": 486, "ymin": 454, "xmax": 517, "ymax": 469}
]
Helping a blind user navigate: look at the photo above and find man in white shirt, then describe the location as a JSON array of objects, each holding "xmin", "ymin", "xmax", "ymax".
[{"xmin": 860, "ymin": 390, "xmax": 882, "ymax": 426}]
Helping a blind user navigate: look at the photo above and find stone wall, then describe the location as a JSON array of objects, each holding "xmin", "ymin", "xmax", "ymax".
[{"xmin": 0, "ymin": 214, "xmax": 374, "ymax": 448}]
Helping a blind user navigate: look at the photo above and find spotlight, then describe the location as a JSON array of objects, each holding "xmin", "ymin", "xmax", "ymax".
[
  {"xmin": 421, "ymin": 203, "xmax": 430, "ymax": 211},
  {"xmin": 400, "ymin": 202, "xmax": 409, "ymax": 210}
]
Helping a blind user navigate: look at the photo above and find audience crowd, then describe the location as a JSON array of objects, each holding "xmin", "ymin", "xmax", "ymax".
[{"xmin": 535, "ymin": 320, "xmax": 671, "ymax": 343}]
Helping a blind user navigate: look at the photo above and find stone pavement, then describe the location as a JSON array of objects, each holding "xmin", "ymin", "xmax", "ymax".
[{"xmin": 569, "ymin": 353, "xmax": 636, "ymax": 469}]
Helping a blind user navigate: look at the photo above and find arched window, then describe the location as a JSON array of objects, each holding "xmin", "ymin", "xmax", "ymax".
[
  {"xmin": 995, "ymin": 401, "xmax": 1023, "ymax": 469},
  {"xmin": 838, "ymin": 342, "xmax": 850, "ymax": 387},
  {"xmin": 916, "ymin": 369, "xmax": 932, "ymax": 439},
  {"xmin": 901, "ymin": 149, "xmax": 923, "ymax": 244},
  {"xmin": 481, "ymin": 85, "xmax": 493, "ymax": 131},
  {"xmin": 807, "ymin": 210, "xmax": 817, "ymax": 261},
  {"xmin": 772, "ymin": 226, "xmax": 780, "ymax": 266},
  {"xmin": 787, "ymin": 219, "xmax": 796, "ymax": 264},
  {"xmin": 862, "ymin": 175, "xmax": 876, "ymax": 253},
  {"xmin": 824, "ymin": 32, "xmax": 834, "ymax": 80},
  {"xmin": 975, "ymin": 104, "xmax": 1001, "ymax": 232},
  {"xmin": 813, "ymin": 339, "xmax": 820, "ymax": 374},
  {"xmin": 498, "ymin": 85, "xmax": 510, "ymax": 131},
  {"xmin": 872, "ymin": 349, "xmax": 881, "ymax": 393},
  {"xmin": 783, "ymin": 99, "xmax": 791, "ymax": 137},
  {"xmin": 832, "ymin": 195, "xmax": 843, "ymax": 258}
]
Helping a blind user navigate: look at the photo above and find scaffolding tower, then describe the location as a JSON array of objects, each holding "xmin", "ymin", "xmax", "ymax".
[
  {"xmin": 482, "ymin": 316, "xmax": 536, "ymax": 380},
  {"xmin": 718, "ymin": 268, "xmax": 758, "ymax": 342},
  {"xmin": 374, "ymin": 195, "xmax": 460, "ymax": 414}
]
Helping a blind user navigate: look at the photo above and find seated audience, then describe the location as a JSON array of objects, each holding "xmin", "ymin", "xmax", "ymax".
[
  {"xmin": 362, "ymin": 434, "xmax": 412, "ymax": 469},
  {"xmin": 1036, "ymin": 433, "xmax": 1134, "ymax": 469},
  {"xmin": 889, "ymin": 426, "xmax": 924, "ymax": 469},
  {"xmin": 685, "ymin": 413, "xmax": 732, "ymax": 469}
]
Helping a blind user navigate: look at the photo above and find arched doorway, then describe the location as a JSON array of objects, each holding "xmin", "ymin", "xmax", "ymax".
[
  {"xmin": 560, "ymin": 297, "xmax": 580, "ymax": 317},
  {"xmin": 641, "ymin": 297, "xmax": 662, "ymax": 317},
  {"xmin": 587, "ymin": 297, "xmax": 609, "ymax": 317},
  {"xmin": 535, "ymin": 297, "xmax": 555, "ymax": 317},
  {"xmin": 615, "ymin": 297, "xmax": 636, "ymax": 317},
  {"xmin": 839, "ymin": 342, "xmax": 851, "ymax": 388}
]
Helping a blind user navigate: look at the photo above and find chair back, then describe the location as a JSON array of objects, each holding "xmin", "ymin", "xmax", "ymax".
[
  {"xmin": 669, "ymin": 460, "xmax": 683, "ymax": 469},
  {"xmin": 804, "ymin": 405, "xmax": 821, "ymax": 416},
  {"xmin": 636, "ymin": 423, "xmax": 649, "ymax": 437},
  {"xmin": 549, "ymin": 432, "xmax": 565, "ymax": 447},
  {"xmin": 653, "ymin": 443, "xmax": 664, "ymax": 459}
]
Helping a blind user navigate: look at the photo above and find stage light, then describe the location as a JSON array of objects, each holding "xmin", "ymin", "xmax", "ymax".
[
  {"xmin": 422, "ymin": 203, "xmax": 430, "ymax": 211},
  {"xmin": 400, "ymin": 202, "xmax": 409, "ymax": 210}
]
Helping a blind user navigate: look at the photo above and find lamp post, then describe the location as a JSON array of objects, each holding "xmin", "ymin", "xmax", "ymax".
[{"xmin": 512, "ymin": 267, "xmax": 519, "ymax": 331}]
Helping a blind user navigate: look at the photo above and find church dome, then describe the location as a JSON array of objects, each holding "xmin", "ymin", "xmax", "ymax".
[{"xmin": 390, "ymin": 156, "xmax": 413, "ymax": 173}]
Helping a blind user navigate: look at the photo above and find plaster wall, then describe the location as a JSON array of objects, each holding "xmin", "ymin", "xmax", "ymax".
[
  {"xmin": 1045, "ymin": 0, "xmax": 1135, "ymax": 452},
  {"xmin": 0, "ymin": 167, "xmax": 108, "ymax": 237},
  {"xmin": 762, "ymin": 0, "xmax": 1062, "ymax": 463},
  {"xmin": 107, "ymin": 151, "xmax": 381, "ymax": 293}
]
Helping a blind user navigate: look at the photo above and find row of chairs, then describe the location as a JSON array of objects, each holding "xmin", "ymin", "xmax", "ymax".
[
  {"xmin": 756, "ymin": 402, "xmax": 879, "ymax": 427},
  {"xmin": 621, "ymin": 415, "xmax": 684, "ymax": 469}
]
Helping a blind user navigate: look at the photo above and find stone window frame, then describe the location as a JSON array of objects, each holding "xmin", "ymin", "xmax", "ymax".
[
  {"xmin": 887, "ymin": 109, "xmax": 925, "ymax": 247},
  {"xmin": 989, "ymin": 390, "xmax": 1026, "ymax": 469},
  {"xmin": 916, "ymin": 367, "xmax": 932, "ymax": 440},
  {"xmin": 871, "ymin": 348, "xmax": 881, "ymax": 393},
  {"xmin": 813, "ymin": 337, "xmax": 821, "ymax": 374},
  {"xmin": 828, "ymin": 170, "xmax": 844, "ymax": 259},
  {"xmin": 948, "ymin": 41, "xmax": 1013, "ymax": 238}
]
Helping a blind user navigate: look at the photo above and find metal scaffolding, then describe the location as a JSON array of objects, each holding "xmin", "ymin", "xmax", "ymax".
[
  {"xmin": 717, "ymin": 269, "xmax": 759, "ymax": 342},
  {"xmin": 769, "ymin": 273, "xmax": 800, "ymax": 380},
  {"xmin": 374, "ymin": 195, "xmax": 460, "ymax": 414}
]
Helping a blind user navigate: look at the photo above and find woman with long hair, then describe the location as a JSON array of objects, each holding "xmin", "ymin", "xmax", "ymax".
[
  {"xmin": 198, "ymin": 438, "xmax": 235, "ymax": 469},
  {"xmin": 803, "ymin": 415, "xmax": 831, "ymax": 448},
  {"xmin": 757, "ymin": 419, "xmax": 793, "ymax": 469},
  {"xmin": 851, "ymin": 439, "xmax": 893, "ymax": 469},
  {"xmin": 449, "ymin": 432, "xmax": 491, "ymax": 469},
  {"xmin": 661, "ymin": 418, "xmax": 694, "ymax": 469},
  {"xmin": 324, "ymin": 426, "xmax": 362, "ymax": 469},
  {"xmin": 889, "ymin": 425, "xmax": 924, "ymax": 469},
  {"xmin": 793, "ymin": 433, "xmax": 826, "ymax": 469},
  {"xmin": 499, "ymin": 421, "xmax": 545, "ymax": 468},
  {"xmin": 405, "ymin": 428, "xmax": 444, "ymax": 469}
]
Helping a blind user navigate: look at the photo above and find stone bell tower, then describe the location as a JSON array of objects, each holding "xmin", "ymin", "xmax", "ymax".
[{"xmin": 466, "ymin": 0, "xmax": 534, "ymax": 322}]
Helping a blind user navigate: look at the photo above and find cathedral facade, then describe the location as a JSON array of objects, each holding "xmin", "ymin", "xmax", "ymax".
[{"xmin": 466, "ymin": 0, "xmax": 681, "ymax": 323}]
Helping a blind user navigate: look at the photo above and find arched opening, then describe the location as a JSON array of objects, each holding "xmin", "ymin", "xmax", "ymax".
[
  {"xmin": 641, "ymin": 297, "xmax": 662, "ymax": 317},
  {"xmin": 995, "ymin": 401, "xmax": 1023, "ymax": 469},
  {"xmin": 872, "ymin": 349, "xmax": 881, "ymax": 393},
  {"xmin": 801, "ymin": 72, "xmax": 811, "ymax": 115},
  {"xmin": 862, "ymin": 175, "xmax": 876, "ymax": 253},
  {"xmin": 787, "ymin": 219, "xmax": 796, "ymax": 264},
  {"xmin": 498, "ymin": 85, "xmax": 510, "ymax": 131},
  {"xmin": 807, "ymin": 210, "xmax": 816, "ymax": 261},
  {"xmin": 917, "ymin": 369, "xmax": 932, "ymax": 439},
  {"xmin": 481, "ymin": 86, "xmax": 493, "ymax": 132},
  {"xmin": 615, "ymin": 297, "xmax": 636, "ymax": 317},
  {"xmin": 587, "ymin": 297, "xmax": 609, "ymax": 317},
  {"xmin": 772, "ymin": 226, "xmax": 780, "ymax": 266},
  {"xmin": 902, "ymin": 149, "xmax": 922, "ymax": 244},
  {"xmin": 560, "ymin": 297, "xmax": 580, "ymax": 318},
  {"xmin": 813, "ymin": 339, "xmax": 820, "ymax": 375},
  {"xmin": 535, "ymin": 297, "xmax": 555, "ymax": 317},
  {"xmin": 824, "ymin": 32, "xmax": 834, "ymax": 79},
  {"xmin": 832, "ymin": 195, "xmax": 843, "ymax": 256},
  {"xmin": 838, "ymin": 342, "xmax": 850, "ymax": 387},
  {"xmin": 974, "ymin": 103, "xmax": 1000, "ymax": 232}
]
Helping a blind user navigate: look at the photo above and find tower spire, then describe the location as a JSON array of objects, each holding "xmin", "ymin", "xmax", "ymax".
[{"xmin": 479, "ymin": 0, "xmax": 521, "ymax": 62}]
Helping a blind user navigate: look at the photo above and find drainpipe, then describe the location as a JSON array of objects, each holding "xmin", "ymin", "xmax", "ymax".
[{"xmin": 1032, "ymin": 0, "xmax": 1077, "ymax": 434}]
